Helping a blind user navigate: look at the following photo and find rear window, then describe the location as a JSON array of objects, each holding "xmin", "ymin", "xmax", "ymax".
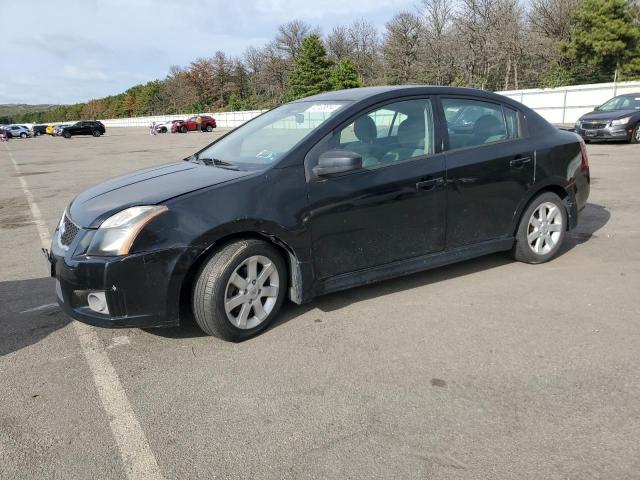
[{"xmin": 442, "ymin": 98, "xmax": 522, "ymax": 150}]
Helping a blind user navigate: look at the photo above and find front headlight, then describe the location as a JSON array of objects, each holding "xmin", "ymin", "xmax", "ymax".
[
  {"xmin": 610, "ymin": 117, "xmax": 631, "ymax": 126},
  {"xmin": 87, "ymin": 205, "xmax": 168, "ymax": 256}
]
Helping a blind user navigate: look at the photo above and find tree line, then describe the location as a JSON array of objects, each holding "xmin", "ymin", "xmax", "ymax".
[{"xmin": 10, "ymin": 0, "xmax": 640, "ymax": 124}]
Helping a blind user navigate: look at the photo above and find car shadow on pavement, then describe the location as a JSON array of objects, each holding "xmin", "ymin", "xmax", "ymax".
[
  {"xmin": 562, "ymin": 202, "xmax": 610, "ymax": 250},
  {"xmin": 147, "ymin": 202, "xmax": 611, "ymax": 340},
  {"xmin": 0, "ymin": 277, "xmax": 68, "ymax": 357}
]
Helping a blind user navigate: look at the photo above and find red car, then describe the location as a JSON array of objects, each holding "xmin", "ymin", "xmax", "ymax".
[{"xmin": 172, "ymin": 115, "xmax": 217, "ymax": 133}]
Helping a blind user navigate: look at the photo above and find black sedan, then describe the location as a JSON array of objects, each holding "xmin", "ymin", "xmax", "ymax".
[
  {"xmin": 574, "ymin": 93, "xmax": 640, "ymax": 143},
  {"xmin": 48, "ymin": 86, "xmax": 590, "ymax": 341},
  {"xmin": 60, "ymin": 120, "xmax": 106, "ymax": 138}
]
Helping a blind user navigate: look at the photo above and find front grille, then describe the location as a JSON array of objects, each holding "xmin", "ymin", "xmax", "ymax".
[
  {"xmin": 60, "ymin": 214, "xmax": 79, "ymax": 247},
  {"xmin": 581, "ymin": 121, "xmax": 607, "ymax": 130}
]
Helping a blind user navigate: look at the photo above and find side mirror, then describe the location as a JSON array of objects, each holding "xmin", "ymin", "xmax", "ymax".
[
  {"xmin": 594, "ymin": 105, "xmax": 601, "ymax": 111},
  {"xmin": 313, "ymin": 150, "xmax": 362, "ymax": 177}
]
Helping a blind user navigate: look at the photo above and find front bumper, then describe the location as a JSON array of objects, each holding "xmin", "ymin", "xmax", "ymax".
[
  {"xmin": 575, "ymin": 124, "xmax": 632, "ymax": 141},
  {"xmin": 50, "ymin": 233, "xmax": 197, "ymax": 328}
]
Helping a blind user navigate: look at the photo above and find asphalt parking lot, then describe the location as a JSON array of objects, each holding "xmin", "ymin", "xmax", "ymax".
[{"xmin": 1, "ymin": 128, "xmax": 639, "ymax": 480}]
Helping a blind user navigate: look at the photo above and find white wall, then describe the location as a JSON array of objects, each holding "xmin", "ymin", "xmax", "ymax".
[
  {"xmin": 497, "ymin": 81, "xmax": 640, "ymax": 124},
  {"xmin": 99, "ymin": 110, "xmax": 267, "ymax": 128},
  {"xmin": 32, "ymin": 80, "xmax": 640, "ymax": 130}
]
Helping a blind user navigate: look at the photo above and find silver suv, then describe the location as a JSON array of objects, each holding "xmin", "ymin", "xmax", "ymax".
[{"xmin": 5, "ymin": 125, "xmax": 32, "ymax": 138}]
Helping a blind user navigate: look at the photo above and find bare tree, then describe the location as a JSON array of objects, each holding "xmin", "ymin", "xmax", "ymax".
[
  {"xmin": 383, "ymin": 12, "xmax": 425, "ymax": 84},
  {"xmin": 421, "ymin": 0, "xmax": 457, "ymax": 85},
  {"xmin": 529, "ymin": 0, "xmax": 583, "ymax": 40},
  {"xmin": 348, "ymin": 19, "xmax": 382, "ymax": 84},
  {"xmin": 326, "ymin": 25, "xmax": 354, "ymax": 61},
  {"xmin": 275, "ymin": 20, "xmax": 318, "ymax": 60}
]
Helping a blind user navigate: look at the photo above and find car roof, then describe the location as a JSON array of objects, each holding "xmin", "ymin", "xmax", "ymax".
[{"xmin": 293, "ymin": 85, "xmax": 517, "ymax": 104}]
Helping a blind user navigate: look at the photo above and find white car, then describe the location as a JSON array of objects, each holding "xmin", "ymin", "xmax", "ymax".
[{"xmin": 156, "ymin": 119, "xmax": 183, "ymax": 133}]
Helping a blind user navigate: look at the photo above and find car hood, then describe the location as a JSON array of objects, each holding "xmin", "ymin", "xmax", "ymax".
[
  {"xmin": 580, "ymin": 109, "xmax": 638, "ymax": 121},
  {"xmin": 69, "ymin": 162, "xmax": 251, "ymax": 228}
]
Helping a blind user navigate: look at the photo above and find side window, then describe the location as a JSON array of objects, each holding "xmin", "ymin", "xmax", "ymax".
[
  {"xmin": 332, "ymin": 98, "xmax": 435, "ymax": 168},
  {"xmin": 503, "ymin": 107, "xmax": 520, "ymax": 139},
  {"xmin": 442, "ymin": 98, "xmax": 508, "ymax": 150}
]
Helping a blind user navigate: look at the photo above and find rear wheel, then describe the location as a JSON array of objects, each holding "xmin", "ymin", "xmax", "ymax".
[
  {"xmin": 513, "ymin": 192, "xmax": 567, "ymax": 264},
  {"xmin": 180, "ymin": 126, "xmax": 187, "ymax": 133},
  {"xmin": 192, "ymin": 239, "xmax": 287, "ymax": 341},
  {"xmin": 630, "ymin": 123, "xmax": 640, "ymax": 144}
]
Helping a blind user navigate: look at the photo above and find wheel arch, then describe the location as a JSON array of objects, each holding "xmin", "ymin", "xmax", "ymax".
[
  {"xmin": 178, "ymin": 231, "xmax": 306, "ymax": 324},
  {"xmin": 512, "ymin": 182, "xmax": 576, "ymax": 236}
]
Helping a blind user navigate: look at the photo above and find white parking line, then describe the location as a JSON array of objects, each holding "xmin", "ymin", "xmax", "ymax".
[{"xmin": 3, "ymin": 143, "xmax": 164, "ymax": 480}]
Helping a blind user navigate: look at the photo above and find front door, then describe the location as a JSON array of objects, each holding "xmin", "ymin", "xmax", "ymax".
[
  {"xmin": 440, "ymin": 97, "xmax": 535, "ymax": 247},
  {"xmin": 307, "ymin": 97, "xmax": 447, "ymax": 280}
]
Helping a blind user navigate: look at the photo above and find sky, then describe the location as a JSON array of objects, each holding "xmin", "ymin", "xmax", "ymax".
[{"xmin": 1, "ymin": 0, "xmax": 415, "ymax": 105}]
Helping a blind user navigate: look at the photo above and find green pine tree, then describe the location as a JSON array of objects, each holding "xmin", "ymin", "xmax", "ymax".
[
  {"xmin": 284, "ymin": 34, "xmax": 334, "ymax": 101},
  {"xmin": 562, "ymin": 0, "xmax": 640, "ymax": 81},
  {"xmin": 330, "ymin": 59, "xmax": 363, "ymax": 90}
]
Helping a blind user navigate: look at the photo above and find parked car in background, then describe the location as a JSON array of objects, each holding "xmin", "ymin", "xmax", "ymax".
[
  {"xmin": 574, "ymin": 93, "xmax": 640, "ymax": 143},
  {"xmin": 157, "ymin": 119, "xmax": 182, "ymax": 133},
  {"xmin": 60, "ymin": 121, "xmax": 106, "ymax": 138},
  {"xmin": 32, "ymin": 125, "xmax": 47, "ymax": 136},
  {"xmin": 5, "ymin": 125, "xmax": 32, "ymax": 138},
  {"xmin": 48, "ymin": 86, "xmax": 590, "ymax": 341},
  {"xmin": 54, "ymin": 124, "xmax": 72, "ymax": 136},
  {"xmin": 172, "ymin": 115, "xmax": 217, "ymax": 133}
]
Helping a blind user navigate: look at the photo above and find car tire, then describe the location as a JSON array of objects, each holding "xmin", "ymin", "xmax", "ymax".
[
  {"xmin": 159, "ymin": 127, "xmax": 166, "ymax": 133},
  {"xmin": 192, "ymin": 239, "xmax": 288, "ymax": 341},
  {"xmin": 630, "ymin": 123, "xmax": 640, "ymax": 144},
  {"xmin": 20, "ymin": 132, "xmax": 27, "ymax": 138},
  {"xmin": 512, "ymin": 192, "xmax": 567, "ymax": 264},
  {"xmin": 180, "ymin": 126, "xmax": 187, "ymax": 133},
  {"xmin": 206, "ymin": 125, "xmax": 213, "ymax": 132},
  {"xmin": 63, "ymin": 131, "xmax": 71, "ymax": 139},
  {"xmin": 92, "ymin": 130, "xmax": 101, "ymax": 137}
]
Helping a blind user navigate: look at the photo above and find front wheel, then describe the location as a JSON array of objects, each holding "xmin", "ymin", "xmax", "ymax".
[
  {"xmin": 63, "ymin": 131, "xmax": 71, "ymax": 139},
  {"xmin": 205, "ymin": 125, "xmax": 213, "ymax": 132},
  {"xmin": 20, "ymin": 132, "xmax": 27, "ymax": 138},
  {"xmin": 192, "ymin": 239, "xmax": 287, "ymax": 341},
  {"xmin": 512, "ymin": 192, "xmax": 567, "ymax": 264},
  {"xmin": 630, "ymin": 123, "xmax": 640, "ymax": 144},
  {"xmin": 180, "ymin": 126, "xmax": 187, "ymax": 133}
]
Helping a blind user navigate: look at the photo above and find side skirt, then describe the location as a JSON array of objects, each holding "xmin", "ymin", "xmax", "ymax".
[{"xmin": 316, "ymin": 238, "xmax": 514, "ymax": 297}]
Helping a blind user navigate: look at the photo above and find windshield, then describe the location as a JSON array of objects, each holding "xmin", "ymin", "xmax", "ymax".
[
  {"xmin": 599, "ymin": 95, "xmax": 640, "ymax": 111},
  {"xmin": 196, "ymin": 101, "xmax": 350, "ymax": 168}
]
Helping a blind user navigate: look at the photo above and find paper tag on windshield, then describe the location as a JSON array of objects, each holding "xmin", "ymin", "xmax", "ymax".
[{"xmin": 305, "ymin": 104, "xmax": 343, "ymax": 114}]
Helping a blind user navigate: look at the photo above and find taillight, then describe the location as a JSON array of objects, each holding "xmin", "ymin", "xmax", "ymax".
[{"xmin": 579, "ymin": 140, "xmax": 589, "ymax": 171}]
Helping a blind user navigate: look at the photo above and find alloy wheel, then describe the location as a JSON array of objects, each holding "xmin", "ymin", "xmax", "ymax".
[
  {"xmin": 224, "ymin": 255, "xmax": 280, "ymax": 329},
  {"xmin": 527, "ymin": 202, "xmax": 563, "ymax": 255}
]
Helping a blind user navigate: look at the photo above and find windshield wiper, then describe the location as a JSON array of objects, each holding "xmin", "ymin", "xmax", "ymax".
[{"xmin": 194, "ymin": 157, "xmax": 242, "ymax": 170}]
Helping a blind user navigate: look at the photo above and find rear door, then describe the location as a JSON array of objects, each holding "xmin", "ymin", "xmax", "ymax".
[
  {"xmin": 306, "ymin": 97, "xmax": 446, "ymax": 279},
  {"xmin": 439, "ymin": 96, "xmax": 535, "ymax": 247}
]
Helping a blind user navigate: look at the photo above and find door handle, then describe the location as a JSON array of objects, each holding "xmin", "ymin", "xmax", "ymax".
[
  {"xmin": 416, "ymin": 177, "xmax": 444, "ymax": 191},
  {"xmin": 509, "ymin": 156, "xmax": 531, "ymax": 168}
]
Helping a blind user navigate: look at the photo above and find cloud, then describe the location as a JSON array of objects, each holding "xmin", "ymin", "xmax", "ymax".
[
  {"xmin": 0, "ymin": 0, "xmax": 414, "ymax": 104},
  {"xmin": 61, "ymin": 65, "xmax": 109, "ymax": 81}
]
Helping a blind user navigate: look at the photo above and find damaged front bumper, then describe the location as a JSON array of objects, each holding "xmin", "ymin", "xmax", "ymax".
[{"xmin": 49, "ymin": 228, "xmax": 198, "ymax": 329}]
